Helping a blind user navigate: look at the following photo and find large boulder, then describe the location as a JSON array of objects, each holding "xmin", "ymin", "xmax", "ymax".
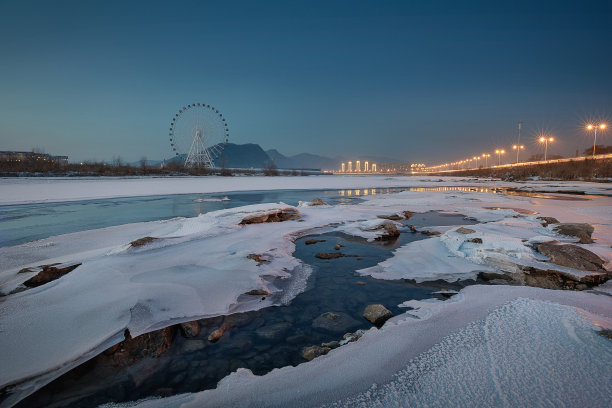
[
  {"xmin": 363, "ymin": 304, "xmax": 393, "ymax": 327},
  {"xmin": 533, "ymin": 243, "xmax": 606, "ymax": 272},
  {"xmin": 105, "ymin": 327, "xmax": 176, "ymax": 367},
  {"xmin": 552, "ymin": 223, "xmax": 594, "ymax": 244},
  {"xmin": 375, "ymin": 222, "xmax": 401, "ymax": 240}
]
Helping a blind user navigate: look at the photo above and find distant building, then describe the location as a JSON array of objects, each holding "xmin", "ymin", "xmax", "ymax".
[
  {"xmin": 356, "ymin": 160, "xmax": 361, "ymax": 172},
  {"xmin": 0, "ymin": 151, "xmax": 68, "ymax": 163},
  {"xmin": 341, "ymin": 162, "xmax": 345, "ymax": 172},
  {"xmin": 348, "ymin": 161, "xmax": 353, "ymax": 172},
  {"xmin": 364, "ymin": 161, "xmax": 369, "ymax": 172}
]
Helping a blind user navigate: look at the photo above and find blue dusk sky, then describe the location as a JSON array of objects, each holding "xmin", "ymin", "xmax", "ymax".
[{"xmin": 0, "ymin": 0, "xmax": 611, "ymax": 164}]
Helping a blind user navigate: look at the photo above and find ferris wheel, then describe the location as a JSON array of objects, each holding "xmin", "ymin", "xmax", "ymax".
[{"xmin": 169, "ymin": 103, "xmax": 229, "ymax": 168}]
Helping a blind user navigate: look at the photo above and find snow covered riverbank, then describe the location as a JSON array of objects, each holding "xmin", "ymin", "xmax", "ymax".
[
  {"xmin": 0, "ymin": 175, "xmax": 610, "ymax": 205},
  {"xmin": 0, "ymin": 178, "xmax": 610, "ymax": 407}
]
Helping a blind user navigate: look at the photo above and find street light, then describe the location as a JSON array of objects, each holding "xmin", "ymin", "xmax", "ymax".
[
  {"xmin": 482, "ymin": 153, "xmax": 490, "ymax": 167},
  {"xmin": 539, "ymin": 136, "xmax": 554, "ymax": 161},
  {"xmin": 512, "ymin": 145, "xmax": 525, "ymax": 163},
  {"xmin": 473, "ymin": 156, "xmax": 479, "ymax": 168},
  {"xmin": 495, "ymin": 149, "xmax": 505, "ymax": 165},
  {"xmin": 586, "ymin": 123, "xmax": 607, "ymax": 157}
]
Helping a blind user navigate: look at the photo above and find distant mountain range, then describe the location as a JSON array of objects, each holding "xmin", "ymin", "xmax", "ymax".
[{"xmin": 132, "ymin": 143, "xmax": 400, "ymax": 170}]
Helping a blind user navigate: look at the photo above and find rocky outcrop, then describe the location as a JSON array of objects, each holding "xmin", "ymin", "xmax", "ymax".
[
  {"xmin": 552, "ymin": 223, "xmax": 594, "ymax": 244},
  {"xmin": 129, "ymin": 236, "xmax": 159, "ymax": 247},
  {"xmin": 104, "ymin": 327, "xmax": 176, "ymax": 367},
  {"xmin": 363, "ymin": 304, "xmax": 393, "ymax": 327},
  {"xmin": 522, "ymin": 267, "xmax": 607, "ymax": 290},
  {"xmin": 533, "ymin": 243, "xmax": 606, "ymax": 272},
  {"xmin": 403, "ymin": 211, "xmax": 414, "ymax": 219},
  {"xmin": 239, "ymin": 208, "xmax": 300, "ymax": 224},
  {"xmin": 179, "ymin": 321, "xmax": 200, "ymax": 338},
  {"xmin": 245, "ymin": 289, "xmax": 270, "ymax": 296},
  {"xmin": 23, "ymin": 263, "xmax": 82, "ymax": 287}
]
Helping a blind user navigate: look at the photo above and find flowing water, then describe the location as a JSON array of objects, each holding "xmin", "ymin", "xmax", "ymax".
[{"xmin": 15, "ymin": 212, "xmax": 478, "ymax": 408}]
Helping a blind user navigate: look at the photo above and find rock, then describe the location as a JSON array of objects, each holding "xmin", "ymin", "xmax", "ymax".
[
  {"xmin": 422, "ymin": 230, "xmax": 441, "ymax": 236},
  {"xmin": 129, "ymin": 236, "xmax": 159, "ymax": 247},
  {"xmin": 18, "ymin": 267, "xmax": 37, "ymax": 274},
  {"xmin": 305, "ymin": 239, "xmax": 326, "ymax": 245},
  {"xmin": 405, "ymin": 224, "xmax": 418, "ymax": 233},
  {"xmin": 314, "ymin": 252, "xmax": 358, "ymax": 259},
  {"xmin": 356, "ymin": 281, "xmax": 366, "ymax": 286},
  {"xmin": 106, "ymin": 327, "xmax": 176, "ymax": 367},
  {"xmin": 522, "ymin": 266, "xmax": 608, "ymax": 290},
  {"xmin": 310, "ymin": 198, "xmax": 326, "ymax": 206},
  {"xmin": 255, "ymin": 322, "xmax": 291, "ymax": 340},
  {"xmin": 478, "ymin": 271, "xmax": 513, "ymax": 281},
  {"xmin": 208, "ymin": 322, "xmax": 232, "ymax": 343},
  {"xmin": 537, "ymin": 216, "xmax": 560, "ymax": 227},
  {"xmin": 552, "ymin": 223, "xmax": 594, "ymax": 244},
  {"xmin": 341, "ymin": 330, "xmax": 364, "ymax": 344},
  {"xmin": 532, "ymin": 243, "xmax": 606, "ymax": 272},
  {"xmin": 301, "ymin": 345, "xmax": 331, "ymax": 361},
  {"xmin": 377, "ymin": 214, "xmax": 403, "ymax": 220},
  {"xmin": 334, "ymin": 244, "xmax": 342, "ymax": 250},
  {"xmin": 179, "ymin": 321, "xmax": 200, "ymax": 338},
  {"xmin": 455, "ymin": 227, "xmax": 476, "ymax": 234},
  {"xmin": 239, "ymin": 208, "xmax": 300, "ymax": 224},
  {"xmin": 403, "ymin": 211, "xmax": 414, "ymax": 219},
  {"xmin": 246, "ymin": 253, "xmax": 268, "ymax": 263},
  {"xmin": 312, "ymin": 312, "xmax": 361, "ymax": 333},
  {"xmin": 245, "ymin": 289, "xmax": 270, "ymax": 296},
  {"xmin": 375, "ymin": 222, "xmax": 400, "ymax": 240},
  {"xmin": 468, "ymin": 238, "xmax": 483, "ymax": 244},
  {"xmin": 363, "ymin": 304, "xmax": 393, "ymax": 327},
  {"xmin": 321, "ymin": 340, "xmax": 340, "ymax": 349},
  {"xmin": 23, "ymin": 263, "xmax": 82, "ymax": 287},
  {"xmin": 598, "ymin": 329, "xmax": 612, "ymax": 340}
]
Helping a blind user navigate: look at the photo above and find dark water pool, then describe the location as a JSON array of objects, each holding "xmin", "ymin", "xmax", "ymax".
[{"xmin": 15, "ymin": 212, "xmax": 479, "ymax": 408}]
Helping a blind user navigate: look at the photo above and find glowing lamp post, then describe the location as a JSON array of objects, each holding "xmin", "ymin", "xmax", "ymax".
[
  {"xmin": 539, "ymin": 136, "xmax": 554, "ymax": 161},
  {"xmin": 512, "ymin": 145, "xmax": 525, "ymax": 163},
  {"xmin": 482, "ymin": 153, "xmax": 490, "ymax": 167},
  {"xmin": 495, "ymin": 149, "xmax": 505, "ymax": 165},
  {"xmin": 587, "ymin": 123, "xmax": 607, "ymax": 157}
]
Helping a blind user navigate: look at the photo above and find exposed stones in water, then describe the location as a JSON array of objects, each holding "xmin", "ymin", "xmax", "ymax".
[
  {"xmin": 208, "ymin": 322, "xmax": 232, "ymax": 343},
  {"xmin": 356, "ymin": 281, "xmax": 366, "ymax": 286},
  {"xmin": 301, "ymin": 345, "xmax": 331, "ymax": 361},
  {"xmin": 179, "ymin": 321, "xmax": 200, "ymax": 338},
  {"xmin": 334, "ymin": 244, "xmax": 342, "ymax": 250},
  {"xmin": 321, "ymin": 340, "xmax": 340, "ymax": 349},
  {"xmin": 374, "ymin": 222, "xmax": 400, "ymax": 241},
  {"xmin": 521, "ymin": 266, "xmax": 607, "ymax": 290},
  {"xmin": 537, "ymin": 216, "xmax": 560, "ymax": 227},
  {"xmin": 315, "ymin": 252, "xmax": 359, "ymax": 260},
  {"xmin": 310, "ymin": 198, "xmax": 326, "ymax": 206},
  {"xmin": 341, "ymin": 330, "xmax": 364, "ymax": 344},
  {"xmin": 363, "ymin": 304, "xmax": 393, "ymax": 327},
  {"xmin": 312, "ymin": 312, "xmax": 361, "ymax": 333},
  {"xmin": 305, "ymin": 239, "xmax": 326, "ymax": 245},
  {"xmin": 129, "ymin": 236, "xmax": 159, "ymax": 248},
  {"xmin": 403, "ymin": 211, "xmax": 414, "ymax": 219},
  {"xmin": 468, "ymin": 238, "xmax": 483, "ymax": 244},
  {"xmin": 104, "ymin": 327, "xmax": 176, "ymax": 367},
  {"xmin": 552, "ymin": 223, "xmax": 594, "ymax": 244},
  {"xmin": 239, "ymin": 208, "xmax": 300, "ymax": 224},
  {"xmin": 23, "ymin": 263, "xmax": 82, "ymax": 287},
  {"xmin": 455, "ymin": 227, "xmax": 476, "ymax": 234},
  {"xmin": 532, "ymin": 243, "xmax": 606, "ymax": 272}
]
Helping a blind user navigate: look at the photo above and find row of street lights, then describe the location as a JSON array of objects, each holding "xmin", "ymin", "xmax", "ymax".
[{"xmin": 425, "ymin": 121, "xmax": 607, "ymax": 171}]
